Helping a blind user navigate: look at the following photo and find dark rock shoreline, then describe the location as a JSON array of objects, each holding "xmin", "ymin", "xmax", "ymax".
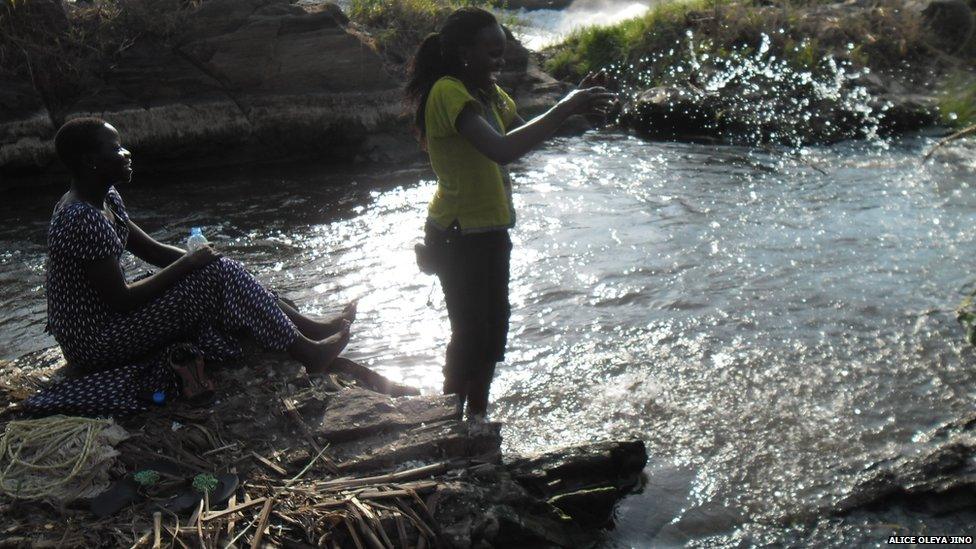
[{"xmin": 0, "ymin": 349, "xmax": 648, "ymax": 547}]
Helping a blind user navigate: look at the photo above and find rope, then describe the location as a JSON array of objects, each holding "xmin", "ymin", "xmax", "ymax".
[{"xmin": 0, "ymin": 415, "xmax": 115, "ymax": 500}]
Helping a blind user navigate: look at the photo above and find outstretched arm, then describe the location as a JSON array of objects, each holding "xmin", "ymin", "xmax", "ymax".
[
  {"xmin": 126, "ymin": 219, "xmax": 185, "ymax": 268},
  {"xmin": 456, "ymin": 86, "xmax": 614, "ymax": 165},
  {"xmin": 84, "ymin": 246, "xmax": 220, "ymax": 312}
]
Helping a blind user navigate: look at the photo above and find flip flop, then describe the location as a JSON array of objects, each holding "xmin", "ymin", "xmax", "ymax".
[{"xmin": 90, "ymin": 478, "xmax": 142, "ymax": 518}]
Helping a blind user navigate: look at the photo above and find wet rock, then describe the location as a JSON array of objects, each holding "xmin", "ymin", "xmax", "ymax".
[
  {"xmin": 548, "ymin": 486, "xmax": 620, "ymax": 527},
  {"xmin": 876, "ymin": 93, "xmax": 941, "ymax": 135},
  {"xmin": 506, "ymin": 439, "xmax": 649, "ymax": 498},
  {"xmin": 619, "ymin": 81, "xmax": 940, "ymax": 145},
  {"xmin": 619, "ymin": 86, "xmax": 719, "ymax": 141},
  {"xmin": 833, "ymin": 411, "xmax": 976, "ymax": 517},
  {"xmin": 431, "ymin": 440, "xmax": 647, "ymax": 548}
]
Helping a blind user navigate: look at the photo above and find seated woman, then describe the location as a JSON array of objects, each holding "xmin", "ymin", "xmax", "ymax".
[{"xmin": 46, "ymin": 117, "xmax": 352, "ymax": 380}]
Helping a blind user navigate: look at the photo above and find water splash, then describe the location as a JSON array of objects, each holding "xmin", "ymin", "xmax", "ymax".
[{"xmin": 611, "ymin": 33, "xmax": 890, "ymax": 148}]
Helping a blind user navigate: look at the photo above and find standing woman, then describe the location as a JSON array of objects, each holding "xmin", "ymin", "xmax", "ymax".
[{"xmin": 406, "ymin": 7, "xmax": 614, "ymax": 420}]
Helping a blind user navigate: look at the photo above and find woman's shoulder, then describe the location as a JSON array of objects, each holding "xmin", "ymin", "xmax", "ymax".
[{"xmin": 430, "ymin": 76, "xmax": 472, "ymax": 99}]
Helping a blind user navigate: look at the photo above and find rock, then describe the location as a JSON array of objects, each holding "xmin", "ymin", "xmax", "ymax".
[
  {"xmin": 548, "ymin": 486, "xmax": 620, "ymax": 527},
  {"xmin": 922, "ymin": 0, "xmax": 975, "ymax": 53},
  {"xmin": 831, "ymin": 411, "xmax": 976, "ymax": 517},
  {"xmin": 618, "ymin": 85, "xmax": 720, "ymax": 141},
  {"xmin": 0, "ymin": 0, "xmax": 405, "ymax": 178},
  {"xmin": 311, "ymin": 387, "xmax": 459, "ymax": 441},
  {"xmin": 328, "ymin": 420, "xmax": 502, "ymax": 472},
  {"xmin": 876, "ymin": 93, "xmax": 941, "ymax": 135},
  {"xmin": 506, "ymin": 439, "xmax": 648, "ymax": 498}
]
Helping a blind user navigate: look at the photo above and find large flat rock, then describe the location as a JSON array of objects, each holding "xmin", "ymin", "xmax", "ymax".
[{"xmin": 313, "ymin": 387, "xmax": 459, "ymax": 442}]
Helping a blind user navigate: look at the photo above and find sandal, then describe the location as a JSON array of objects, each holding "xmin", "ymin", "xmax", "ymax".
[{"xmin": 169, "ymin": 347, "xmax": 215, "ymax": 407}]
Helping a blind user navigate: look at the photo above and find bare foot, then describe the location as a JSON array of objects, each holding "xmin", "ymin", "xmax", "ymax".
[
  {"xmin": 305, "ymin": 320, "xmax": 351, "ymax": 374},
  {"xmin": 304, "ymin": 301, "xmax": 357, "ymax": 341},
  {"xmin": 342, "ymin": 300, "xmax": 358, "ymax": 323}
]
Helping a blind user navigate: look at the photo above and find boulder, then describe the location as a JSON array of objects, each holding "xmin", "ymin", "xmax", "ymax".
[
  {"xmin": 618, "ymin": 85, "xmax": 721, "ymax": 141},
  {"xmin": 0, "ymin": 0, "xmax": 405, "ymax": 180}
]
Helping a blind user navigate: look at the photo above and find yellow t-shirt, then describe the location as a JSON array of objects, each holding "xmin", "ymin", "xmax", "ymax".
[{"xmin": 425, "ymin": 76, "xmax": 519, "ymax": 232}]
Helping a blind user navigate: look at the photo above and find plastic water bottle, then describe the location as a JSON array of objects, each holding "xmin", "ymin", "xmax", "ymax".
[{"xmin": 187, "ymin": 227, "xmax": 209, "ymax": 252}]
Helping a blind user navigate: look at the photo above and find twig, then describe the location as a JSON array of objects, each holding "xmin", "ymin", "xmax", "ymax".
[
  {"xmin": 151, "ymin": 512, "xmax": 162, "ymax": 549},
  {"xmin": 251, "ymin": 451, "xmax": 287, "ymax": 476},
  {"xmin": 249, "ymin": 497, "xmax": 275, "ymax": 549},
  {"xmin": 317, "ymin": 462, "xmax": 449, "ymax": 492},
  {"xmin": 223, "ymin": 511, "xmax": 260, "ymax": 549},
  {"xmin": 347, "ymin": 505, "xmax": 386, "ymax": 549},
  {"xmin": 202, "ymin": 443, "xmax": 239, "ymax": 457},
  {"xmin": 225, "ymin": 493, "xmax": 237, "ymax": 535},
  {"xmin": 351, "ymin": 497, "xmax": 393, "ymax": 549},
  {"xmin": 128, "ymin": 530, "xmax": 151, "ymax": 549},
  {"xmin": 344, "ymin": 516, "xmax": 366, "ymax": 549},
  {"xmin": 923, "ymin": 124, "xmax": 976, "ymax": 162},
  {"xmin": 281, "ymin": 398, "xmax": 340, "ymax": 473},
  {"xmin": 201, "ymin": 497, "xmax": 268, "ymax": 522}
]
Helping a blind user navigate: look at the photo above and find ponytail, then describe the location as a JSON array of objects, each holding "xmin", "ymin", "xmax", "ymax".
[
  {"xmin": 405, "ymin": 7, "xmax": 499, "ymax": 137},
  {"xmin": 406, "ymin": 32, "xmax": 447, "ymax": 134}
]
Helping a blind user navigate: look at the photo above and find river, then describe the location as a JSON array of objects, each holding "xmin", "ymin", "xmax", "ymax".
[{"xmin": 2, "ymin": 130, "xmax": 975, "ymax": 545}]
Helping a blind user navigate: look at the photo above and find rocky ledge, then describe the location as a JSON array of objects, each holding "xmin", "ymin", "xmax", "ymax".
[
  {"xmin": 0, "ymin": 349, "xmax": 647, "ymax": 548},
  {"xmin": 0, "ymin": 0, "xmax": 566, "ymax": 181}
]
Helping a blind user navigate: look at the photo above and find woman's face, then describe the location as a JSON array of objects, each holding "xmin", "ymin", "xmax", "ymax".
[
  {"xmin": 91, "ymin": 123, "xmax": 133, "ymax": 185},
  {"xmin": 464, "ymin": 23, "xmax": 507, "ymax": 86}
]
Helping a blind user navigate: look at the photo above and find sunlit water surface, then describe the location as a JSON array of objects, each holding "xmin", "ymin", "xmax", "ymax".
[{"xmin": 2, "ymin": 134, "xmax": 976, "ymax": 545}]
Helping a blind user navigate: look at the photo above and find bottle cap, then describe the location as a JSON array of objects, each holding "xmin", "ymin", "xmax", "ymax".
[
  {"xmin": 190, "ymin": 227, "xmax": 202, "ymax": 235},
  {"xmin": 152, "ymin": 391, "xmax": 166, "ymax": 405}
]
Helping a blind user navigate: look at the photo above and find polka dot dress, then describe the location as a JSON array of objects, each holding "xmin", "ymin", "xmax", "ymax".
[{"xmin": 29, "ymin": 187, "xmax": 299, "ymax": 416}]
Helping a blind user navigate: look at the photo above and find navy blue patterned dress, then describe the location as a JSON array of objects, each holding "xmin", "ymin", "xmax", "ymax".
[{"xmin": 30, "ymin": 187, "xmax": 298, "ymax": 415}]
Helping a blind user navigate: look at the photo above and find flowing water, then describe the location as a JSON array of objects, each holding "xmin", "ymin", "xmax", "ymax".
[{"xmin": 3, "ymin": 132, "xmax": 975, "ymax": 545}]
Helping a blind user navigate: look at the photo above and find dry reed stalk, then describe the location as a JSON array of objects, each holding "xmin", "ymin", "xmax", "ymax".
[
  {"xmin": 924, "ymin": 124, "xmax": 976, "ymax": 161},
  {"xmin": 249, "ymin": 497, "xmax": 275, "ymax": 549},
  {"xmin": 317, "ymin": 462, "xmax": 449, "ymax": 492},
  {"xmin": 344, "ymin": 516, "xmax": 366, "ymax": 549},
  {"xmin": 346, "ymin": 504, "xmax": 387, "ymax": 549},
  {"xmin": 151, "ymin": 512, "xmax": 161, "ymax": 549},
  {"xmin": 251, "ymin": 451, "xmax": 287, "ymax": 476},
  {"xmin": 201, "ymin": 497, "xmax": 268, "ymax": 522}
]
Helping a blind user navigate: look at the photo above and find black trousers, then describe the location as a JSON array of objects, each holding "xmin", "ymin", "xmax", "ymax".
[{"xmin": 425, "ymin": 221, "xmax": 512, "ymax": 416}]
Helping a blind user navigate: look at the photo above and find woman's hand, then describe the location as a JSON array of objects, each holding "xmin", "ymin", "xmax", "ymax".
[
  {"xmin": 558, "ymin": 86, "xmax": 617, "ymax": 116},
  {"xmin": 182, "ymin": 246, "xmax": 221, "ymax": 269}
]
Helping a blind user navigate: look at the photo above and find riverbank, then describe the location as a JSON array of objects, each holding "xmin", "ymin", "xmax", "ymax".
[
  {"xmin": 542, "ymin": 0, "xmax": 976, "ymax": 144},
  {"xmin": 0, "ymin": 0, "xmax": 567, "ymax": 183},
  {"xmin": 0, "ymin": 348, "xmax": 647, "ymax": 547}
]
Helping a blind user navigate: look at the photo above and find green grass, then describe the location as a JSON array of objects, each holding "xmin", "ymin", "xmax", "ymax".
[
  {"xmin": 543, "ymin": 0, "xmax": 937, "ymax": 82},
  {"xmin": 940, "ymin": 77, "xmax": 976, "ymax": 127}
]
